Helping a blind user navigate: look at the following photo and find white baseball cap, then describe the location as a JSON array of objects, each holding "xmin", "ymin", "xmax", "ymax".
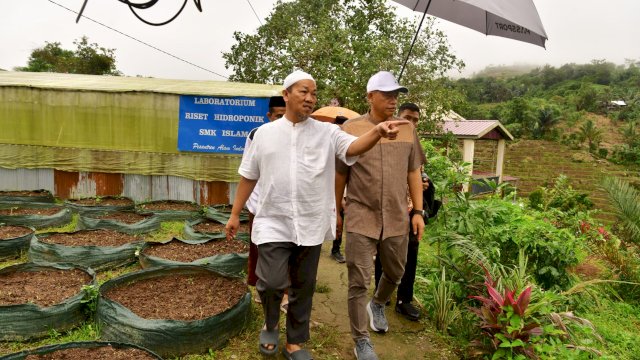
[
  {"xmin": 283, "ymin": 70, "xmax": 315, "ymax": 90},
  {"xmin": 366, "ymin": 71, "xmax": 408, "ymax": 93}
]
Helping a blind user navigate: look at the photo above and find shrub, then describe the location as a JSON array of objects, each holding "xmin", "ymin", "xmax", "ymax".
[{"xmin": 597, "ymin": 147, "xmax": 608, "ymax": 158}]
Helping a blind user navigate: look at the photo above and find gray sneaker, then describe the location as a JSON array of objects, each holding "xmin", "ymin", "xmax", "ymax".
[
  {"xmin": 354, "ymin": 338, "xmax": 378, "ymax": 360},
  {"xmin": 367, "ymin": 300, "xmax": 389, "ymax": 333}
]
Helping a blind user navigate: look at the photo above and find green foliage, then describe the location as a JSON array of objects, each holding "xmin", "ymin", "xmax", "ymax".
[
  {"xmin": 468, "ymin": 274, "xmax": 540, "ymax": 359},
  {"xmin": 222, "ymin": 0, "xmax": 464, "ymax": 119},
  {"xmin": 439, "ymin": 192, "xmax": 585, "ymax": 289},
  {"xmin": 146, "ymin": 220, "xmax": 185, "ymax": 242},
  {"xmin": 620, "ymin": 121, "xmax": 639, "ymax": 147},
  {"xmin": 601, "ymin": 177, "xmax": 640, "ymax": 245},
  {"xmin": 15, "ymin": 36, "xmax": 120, "ymax": 75},
  {"xmin": 527, "ymin": 175, "xmax": 593, "ymax": 214},
  {"xmin": 580, "ymin": 300, "xmax": 640, "ymax": 359},
  {"xmin": 432, "ymin": 267, "xmax": 461, "ymax": 333},
  {"xmin": 533, "ymin": 105, "xmax": 562, "ymax": 139},
  {"xmin": 35, "ymin": 213, "xmax": 79, "ymax": 234},
  {"xmin": 578, "ymin": 119, "xmax": 604, "ymax": 151},
  {"xmin": 610, "ymin": 144, "xmax": 640, "ymax": 165},
  {"xmin": 81, "ymin": 284, "xmax": 99, "ymax": 318},
  {"xmin": 421, "ymin": 138, "xmax": 468, "ymax": 199},
  {"xmin": 451, "ymin": 60, "xmax": 640, "ymax": 142},
  {"xmin": 574, "ymin": 85, "xmax": 600, "ymax": 112}
]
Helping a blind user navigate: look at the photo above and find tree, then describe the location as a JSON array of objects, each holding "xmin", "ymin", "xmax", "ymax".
[
  {"xmin": 533, "ymin": 105, "xmax": 560, "ymax": 139},
  {"xmin": 574, "ymin": 84, "xmax": 598, "ymax": 112},
  {"xmin": 15, "ymin": 36, "xmax": 121, "ymax": 75},
  {"xmin": 222, "ymin": 0, "xmax": 464, "ymax": 130},
  {"xmin": 578, "ymin": 119, "xmax": 603, "ymax": 151}
]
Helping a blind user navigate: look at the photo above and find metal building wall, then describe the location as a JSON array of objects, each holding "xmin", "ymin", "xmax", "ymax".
[
  {"xmin": 0, "ymin": 168, "xmax": 54, "ymax": 193},
  {"xmin": 0, "ymin": 168, "xmax": 232, "ymax": 205}
]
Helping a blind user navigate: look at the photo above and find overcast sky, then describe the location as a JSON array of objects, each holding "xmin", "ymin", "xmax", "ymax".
[{"xmin": 1, "ymin": 0, "xmax": 639, "ymax": 80}]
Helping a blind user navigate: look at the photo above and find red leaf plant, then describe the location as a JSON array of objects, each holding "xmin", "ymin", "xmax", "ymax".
[{"xmin": 468, "ymin": 268, "xmax": 543, "ymax": 359}]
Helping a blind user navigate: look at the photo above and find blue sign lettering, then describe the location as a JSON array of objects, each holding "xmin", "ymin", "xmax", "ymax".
[{"xmin": 178, "ymin": 95, "xmax": 269, "ymax": 154}]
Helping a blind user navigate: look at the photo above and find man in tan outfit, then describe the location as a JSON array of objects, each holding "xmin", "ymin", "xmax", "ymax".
[{"xmin": 335, "ymin": 71, "xmax": 425, "ymax": 360}]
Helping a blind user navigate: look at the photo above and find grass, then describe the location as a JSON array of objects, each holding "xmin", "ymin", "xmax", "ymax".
[
  {"xmin": 96, "ymin": 262, "xmax": 141, "ymax": 284},
  {"xmin": 145, "ymin": 221, "xmax": 185, "ymax": 242},
  {"xmin": 0, "ymin": 322, "xmax": 99, "ymax": 356},
  {"xmin": 178, "ymin": 298, "xmax": 345, "ymax": 360},
  {"xmin": 315, "ymin": 281, "xmax": 331, "ymax": 294},
  {"xmin": 581, "ymin": 299, "xmax": 640, "ymax": 359},
  {"xmin": 36, "ymin": 213, "xmax": 79, "ymax": 234},
  {"xmin": 0, "ymin": 252, "xmax": 28, "ymax": 270}
]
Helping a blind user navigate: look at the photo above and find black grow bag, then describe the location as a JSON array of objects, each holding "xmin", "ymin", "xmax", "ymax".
[
  {"xmin": 0, "ymin": 263, "xmax": 96, "ymax": 341},
  {"xmin": 64, "ymin": 196, "xmax": 135, "ymax": 215},
  {"xmin": 136, "ymin": 200, "xmax": 203, "ymax": 221},
  {"xmin": 184, "ymin": 218, "xmax": 250, "ymax": 242},
  {"xmin": 0, "ymin": 341, "xmax": 163, "ymax": 359},
  {"xmin": 139, "ymin": 238, "xmax": 248, "ymax": 276},
  {"xmin": 77, "ymin": 212, "xmax": 161, "ymax": 234},
  {"xmin": 97, "ymin": 265, "xmax": 251, "ymax": 358},
  {"xmin": 0, "ymin": 225, "xmax": 34, "ymax": 261},
  {"xmin": 29, "ymin": 230, "xmax": 146, "ymax": 271},
  {"xmin": 0, "ymin": 189, "xmax": 55, "ymax": 204},
  {"xmin": 204, "ymin": 205, "xmax": 250, "ymax": 223},
  {"xmin": 0, "ymin": 206, "xmax": 72, "ymax": 230}
]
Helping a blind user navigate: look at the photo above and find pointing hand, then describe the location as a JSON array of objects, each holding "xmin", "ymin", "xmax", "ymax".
[{"xmin": 376, "ymin": 120, "xmax": 410, "ymax": 140}]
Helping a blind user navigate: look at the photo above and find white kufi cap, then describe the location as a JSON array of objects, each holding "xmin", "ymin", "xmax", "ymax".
[{"xmin": 283, "ymin": 70, "xmax": 315, "ymax": 90}]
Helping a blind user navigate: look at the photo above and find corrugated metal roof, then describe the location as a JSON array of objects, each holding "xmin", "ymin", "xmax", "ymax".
[
  {"xmin": 441, "ymin": 120, "xmax": 514, "ymax": 140},
  {"xmin": 0, "ymin": 71, "xmax": 281, "ymax": 97}
]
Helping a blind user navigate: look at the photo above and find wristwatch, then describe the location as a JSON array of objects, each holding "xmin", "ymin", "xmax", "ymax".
[{"xmin": 410, "ymin": 209, "xmax": 426, "ymax": 219}]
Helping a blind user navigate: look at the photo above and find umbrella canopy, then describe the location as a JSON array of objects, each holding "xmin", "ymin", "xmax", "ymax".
[
  {"xmin": 393, "ymin": 0, "xmax": 548, "ymax": 79},
  {"xmin": 394, "ymin": 0, "xmax": 548, "ymax": 47},
  {"xmin": 311, "ymin": 106, "xmax": 360, "ymax": 123}
]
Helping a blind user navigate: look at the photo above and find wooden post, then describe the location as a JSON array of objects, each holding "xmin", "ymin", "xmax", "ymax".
[
  {"xmin": 462, "ymin": 139, "xmax": 475, "ymax": 192},
  {"xmin": 496, "ymin": 139, "xmax": 506, "ymax": 183}
]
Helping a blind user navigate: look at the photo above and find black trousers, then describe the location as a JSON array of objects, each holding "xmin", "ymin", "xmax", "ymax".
[
  {"xmin": 256, "ymin": 242, "xmax": 322, "ymax": 344},
  {"xmin": 374, "ymin": 226, "xmax": 419, "ymax": 303},
  {"xmin": 332, "ymin": 209, "xmax": 344, "ymax": 253}
]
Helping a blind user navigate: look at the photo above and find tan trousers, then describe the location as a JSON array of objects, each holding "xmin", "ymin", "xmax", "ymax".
[{"xmin": 345, "ymin": 232, "xmax": 408, "ymax": 341}]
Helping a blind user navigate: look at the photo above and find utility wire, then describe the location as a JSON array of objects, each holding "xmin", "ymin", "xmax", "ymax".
[
  {"xmin": 48, "ymin": 0, "xmax": 228, "ymax": 80},
  {"xmin": 245, "ymin": 0, "xmax": 263, "ymax": 26}
]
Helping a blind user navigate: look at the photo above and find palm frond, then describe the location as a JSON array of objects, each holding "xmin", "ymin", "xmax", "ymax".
[
  {"xmin": 601, "ymin": 176, "xmax": 640, "ymax": 244},
  {"xmin": 435, "ymin": 232, "xmax": 490, "ymax": 266}
]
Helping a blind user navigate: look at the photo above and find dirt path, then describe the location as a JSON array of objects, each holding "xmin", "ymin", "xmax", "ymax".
[{"xmin": 308, "ymin": 242, "xmax": 458, "ymax": 359}]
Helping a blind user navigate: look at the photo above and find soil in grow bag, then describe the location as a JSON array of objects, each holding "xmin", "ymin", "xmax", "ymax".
[
  {"xmin": 0, "ymin": 264, "xmax": 96, "ymax": 342},
  {"xmin": 0, "ymin": 207, "xmax": 71, "ymax": 230},
  {"xmin": 92, "ymin": 212, "xmax": 152, "ymax": 224},
  {"xmin": 0, "ymin": 190, "xmax": 54, "ymax": 203},
  {"xmin": 103, "ymin": 273, "xmax": 246, "ymax": 321},
  {"xmin": 0, "ymin": 225, "xmax": 33, "ymax": 260},
  {"xmin": 2, "ymin": 342, "xmax": 161, "ymax": 360},
  {"xmin": 0, "ymin": 225, "xmax": 32, "ymax": 239},
  {"xmin": 143, "ymin": 239, "xmax": 248, "ymax": 263},
  {"xmin": 65, "ymin": 197, "xmax": 135, "ymax": 215},
  {"xmin": 0, "ymin": 207, "xmax": 61, "ymax": 216},
  {"xmin": 30, "ymin": 229, "xmax": 145, "ymax": 271},
  {"xmin": 0, "ymin": 268, "xmax": 91, "ymax": 307},
  {"xmin": 138, "ymin": 200, "xmax": 200, "ymax": 212},
  {"xmin": 23, "ymin": 346, "xmax": 156, "ymax": 360},
  {"xmin": 40, "ymin": 229, "xmax": 142, "ymax": 247},
  {"xmin": 67, "ymin": 197, "xmax": 134, "ymax": 207},
  {"xmin": 136, "ymin": 200, "xmax": 202, "ymax": 222},
  {"xmin": 192, "ymin": 220, "xmax": 249, "ymax": 234}
]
